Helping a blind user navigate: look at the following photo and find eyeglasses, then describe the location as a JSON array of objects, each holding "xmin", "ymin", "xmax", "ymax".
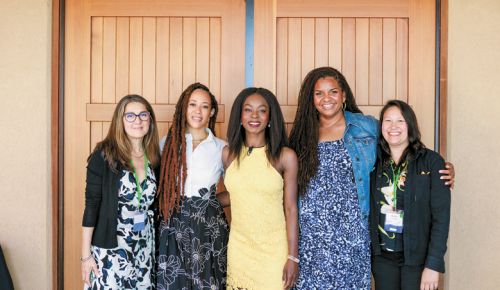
[{"xmin": 123, "ymin": 111, "xmax": 151, "ymax": 123}]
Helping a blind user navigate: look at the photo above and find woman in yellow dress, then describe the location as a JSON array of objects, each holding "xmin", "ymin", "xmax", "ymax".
[{"xmin": 220, "ymin": 87, "xmax": 299, "ymax": 290}]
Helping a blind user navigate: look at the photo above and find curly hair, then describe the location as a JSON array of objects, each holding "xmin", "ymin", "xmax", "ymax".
[
  {"xmin": 157, "ymin": 83, "xmax": 218, "ymax": 219},
  {"xmin": 289, "ymin": 67, "xmax": 362, "ymax": 195}
]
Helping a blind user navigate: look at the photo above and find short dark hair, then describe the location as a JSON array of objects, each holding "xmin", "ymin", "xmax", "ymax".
[
  {"xmin": 378, "ymin": 100, "xmax": 425, "ymax": 163},
  {"xmin": 226, "ymin": 87, "xmax": 288, "ymax": 163}
]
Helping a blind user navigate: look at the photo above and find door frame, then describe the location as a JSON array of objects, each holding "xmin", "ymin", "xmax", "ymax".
[{"xmin": 50, "ymin": 0, "xmax": 449, "ymax": 288}]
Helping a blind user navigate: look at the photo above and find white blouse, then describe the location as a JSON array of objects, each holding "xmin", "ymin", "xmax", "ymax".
[{"xmin": 160, "ymin": 129, "xmax": 226, "ymax": 198}]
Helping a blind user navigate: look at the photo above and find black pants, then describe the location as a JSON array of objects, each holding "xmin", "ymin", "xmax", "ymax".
[{"xmin": 372, "ymin": 251, "xmax": 424, "ymax": 290}]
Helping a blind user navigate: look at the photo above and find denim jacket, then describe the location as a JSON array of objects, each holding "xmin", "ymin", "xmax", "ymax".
[{"xmin": 343, "ymin": 111, "xmax": 379, "ymax": 218}]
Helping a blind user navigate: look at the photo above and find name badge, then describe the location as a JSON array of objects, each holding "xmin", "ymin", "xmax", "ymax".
[
  {"xmin": 384, "ymin": 210, "xmax": 404, "ymax": 233},
  {"xmin": 132, "ymin": 211, "xmax": 146, "ymax": 232}
]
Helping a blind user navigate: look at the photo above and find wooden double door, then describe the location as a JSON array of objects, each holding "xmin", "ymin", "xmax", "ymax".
[{"xmin": 64, "ymin": 0, "xmax": 437, "ymax": 288}]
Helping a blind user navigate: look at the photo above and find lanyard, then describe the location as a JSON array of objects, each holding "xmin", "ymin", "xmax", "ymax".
[
  {"xmin": 390, "ymin": 160, "xmax": 402, "ymax": 209},
  {"xmin": 131, "ymin": 154, "xmax": 149, "ymax": 206}
]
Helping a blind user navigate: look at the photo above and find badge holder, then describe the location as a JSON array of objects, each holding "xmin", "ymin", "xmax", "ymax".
[
  {"xmin": 384, "ymin": 210, "xmax": 404, "ymax": 233},
  {"xmin": 132, "ymin": 211, "xmax": 147, "ymax": 232}
]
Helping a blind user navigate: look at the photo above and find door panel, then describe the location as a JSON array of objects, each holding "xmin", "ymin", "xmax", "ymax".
[
  {"xmin": 254, "ymin": 0, "xmax": 435, "ymax": 147},
  {"xmin": 64, "ymin": 1, "xmax": 245, "ymax": 288},
  {"xmin": 65, "ymin": 0, "xmax": 437, "ymax": 288}
]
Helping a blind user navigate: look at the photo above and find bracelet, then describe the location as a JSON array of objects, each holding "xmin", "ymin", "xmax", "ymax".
[
  {"xmin": 288, "ymin": 255, "xmax": 299, "ymax": 263},
  {"xmin": 80, "ymin": 254, "xmax": 93, "ymax": 263}
]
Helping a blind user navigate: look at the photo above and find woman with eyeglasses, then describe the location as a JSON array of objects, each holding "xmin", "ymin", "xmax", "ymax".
[{"xmin": 81, "ymin": 94, "xmax": 160, "ymax": 289}]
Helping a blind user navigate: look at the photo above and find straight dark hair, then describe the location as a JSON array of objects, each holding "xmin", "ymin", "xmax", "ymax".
[
  {"xmin": 226, "ymin": 87, "xmax": 288, "ymax": 164},
  {"xmin": 379, "ymin": 100, "xmax": 425, "ymax": 165},
  {"xmin": 289, "ymin": 67, "xmax": 361, "ymax": 195}
]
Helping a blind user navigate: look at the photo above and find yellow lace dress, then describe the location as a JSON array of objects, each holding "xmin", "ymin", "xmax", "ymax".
[{"xmin": 224, "ymin": 146, "xmax": 288, "ymax": 290}]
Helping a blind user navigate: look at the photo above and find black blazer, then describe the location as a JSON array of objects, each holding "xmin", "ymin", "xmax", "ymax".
[
  {"xmin": 82, "ymin": 149, "xmax": 158, "ymax": 248},
  {"xmin": 369, "ymin": 148, "xmax": 451, "ymax": 273}
]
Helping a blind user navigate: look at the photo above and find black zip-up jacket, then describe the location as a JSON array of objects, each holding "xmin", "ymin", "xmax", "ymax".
[
  {"xmin": 82, "ymin": 149, "xmax": 158, "ymax": 248},
  {"xmin": 369, "ymin": 148, "xmax": 451, "ymax": 273}
]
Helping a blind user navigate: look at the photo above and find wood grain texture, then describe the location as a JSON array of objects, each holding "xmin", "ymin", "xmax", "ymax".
[
  {"xmin": 355, "ymin": 18, "xmax": 369, "ymax": 105},
  {"xmin": 301, "ymin": 18, "xmax": 315, "ymax": 81},
  {"xmin": 409, "ymin": 0, "xmax": 435, "ymax": 148},
  {"xmin": 369, "ymin": 18, "xmax": 383, "ymax": 105},
  {"xmin": 143, "ymin": 17, "xmax": 157, "ymax": 102},
  {"xmin": 102, "ymin": 17, "xmax": 116, "ymax": 103},
  {"xmin": 209, "ymin": 18, "xmax": 222, "ymax": 100},
  {"xmin": 328, "ymin": 18, "xmax": 342, "ymax": 70},
  {"xmin": 64, "ymin": 0, "xmax": 92, "ymax": 287},
  {"xmin": 169, "ymin": 18, "xmax": 183, "ymax": 103},
  {"xmin": 315, "ymin": 18, "xmax": 329, "ymax": 68},
  {"xmin": 383, "ymin": 18, "xmax": 396, "ymax": 103},
  {"xmin": 129, "ymin": 17, "xmax": 143, "ymax": 95},
  {"xmin": 254, "ymin": 0, "xmax": 276, "ymax": 90},
  {"xmin": 156, "ymin": 18, "xmax": 170, "ymax": 104},
  {"xmin": 276, "ymin": 18, "xmax": 288, "ymax": 104},
  {"xmin": 91, "ymin": 17, "xmax": 103, "ymax": 103},
  {"xmin": 182, "ymin": 18, "xmax": 196, "ymax": 89},
  {"xmin": 196, "ymin": 18, "xmax": 210, "ymax": 86},
  {"xmin": 277, "ymin": 0, "xmax": 409, "ymax": 17},
  {"xmin": 342, "ymin": 18, "xmax": 356, "ymax": 93},
  {"xmin": 396, "ymin": 18, "xmax": 409, "ymax": 102},
  {"xmin": 51, "ymin": 0, "xmax": 61, "ymax": 287},
  {"xmin": 287, "ymin": 18, "xmax": 301, "ymax": 106},
  {"xmin": 116, "ymin": 17, "xmax": 130, "ymax": 100},
  {"xmin": 65, "ymin": 2, "xmax": 246, "ymax": 288}
]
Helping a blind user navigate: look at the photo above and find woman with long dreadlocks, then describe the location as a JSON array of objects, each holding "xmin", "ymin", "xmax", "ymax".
[
  {"xmin": 288, "ymin": 67, "xmax": 455, "ymax": 289},
  {"xmin": 156, "ymin": 83, "xmax": 229, "ymax": 289}
]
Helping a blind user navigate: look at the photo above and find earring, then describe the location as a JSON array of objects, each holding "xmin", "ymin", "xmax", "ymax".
[
  {"xmin": 240, "ymin": 122, "xmax": 242, "ymax": 126},
  {"xmin": 267, "ymin": 123, "xmax": 271, "ymax": 128},
  {"xmin": 342, "ymin": 102, "xmax": 346, "ymax": 111}
]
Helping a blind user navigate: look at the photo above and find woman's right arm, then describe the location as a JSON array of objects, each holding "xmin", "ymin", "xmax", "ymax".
[
  {"xmin": 81, "ymin": 227, "xmax": 100, "ymax": 285},
  {"xmin": 81, "ymin": 151, "xmax": 104, "ymax": 285}
]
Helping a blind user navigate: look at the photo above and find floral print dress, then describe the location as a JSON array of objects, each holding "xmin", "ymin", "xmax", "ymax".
[
  {"xmin": 86, "ymin": 165, "xmax": 156, "ymax": 290},
  {"xmin": 296, "ymin": 140, "xmax": 371, "ymax": 290},
  {"xmin": 156, "ymin": 130, "xmax": 229, "ymax": 290}
]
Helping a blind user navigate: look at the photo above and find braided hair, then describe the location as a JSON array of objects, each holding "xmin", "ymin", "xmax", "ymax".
[
  {"xmin": 157, "ymin": 83, "xmax": 218, "ymax": 219},
  {"xmin": 289, "ymin": 67, "xmax": 361, "ymax": 195}
]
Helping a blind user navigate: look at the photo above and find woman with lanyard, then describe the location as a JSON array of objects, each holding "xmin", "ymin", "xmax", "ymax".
[
  {"xmin": 81, "ymin": 94, "xmax": 160, "ymax": 289},
  {"xmin": 369, "ymin": 100, "xmax": 451, "ymax": 290},
  {"xmin": 288, "ymin": 67, "xmax": 454, "ymax": 289}
]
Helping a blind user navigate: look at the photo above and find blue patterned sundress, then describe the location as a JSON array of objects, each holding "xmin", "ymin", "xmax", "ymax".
[
  {"xmin": 296, "ymin": 140, "xmax": 371, "ymax": 290},
  {"xmin": 86, "ymin": 166, "xmax": 156, "ymax": 290}
]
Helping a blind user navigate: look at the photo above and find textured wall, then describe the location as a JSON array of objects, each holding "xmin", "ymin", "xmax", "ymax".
[
  {"xmin": 0, "ymin": 0, "xmax": 52, "ymax": 289},
  {"xmin": 447, "ymin": 0, "xmax": 500, "ymax": 289}
]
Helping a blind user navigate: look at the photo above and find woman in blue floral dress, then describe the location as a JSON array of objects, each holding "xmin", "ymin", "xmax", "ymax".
[{"xmin": 290, "ymin": 67, "xmax": 374, "ymax": 289}]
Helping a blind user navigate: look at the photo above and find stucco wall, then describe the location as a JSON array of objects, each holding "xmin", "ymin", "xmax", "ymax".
[
  {"xmin": 0, "ymin": 0, "xmax": 52, "ymax": 289},
  {"xmin": 446, "ymin": 0, "xmax": 500, "ymax": 289}
]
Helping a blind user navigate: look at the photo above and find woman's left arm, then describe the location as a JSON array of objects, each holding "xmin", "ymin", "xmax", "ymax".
[
  {"xmin": 422, "ymin": 155, "xmax": 451, "ymax": 289},
  {"xmin": 281, "ymin": 148, "xmax": 299, "ymax": 289}
]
